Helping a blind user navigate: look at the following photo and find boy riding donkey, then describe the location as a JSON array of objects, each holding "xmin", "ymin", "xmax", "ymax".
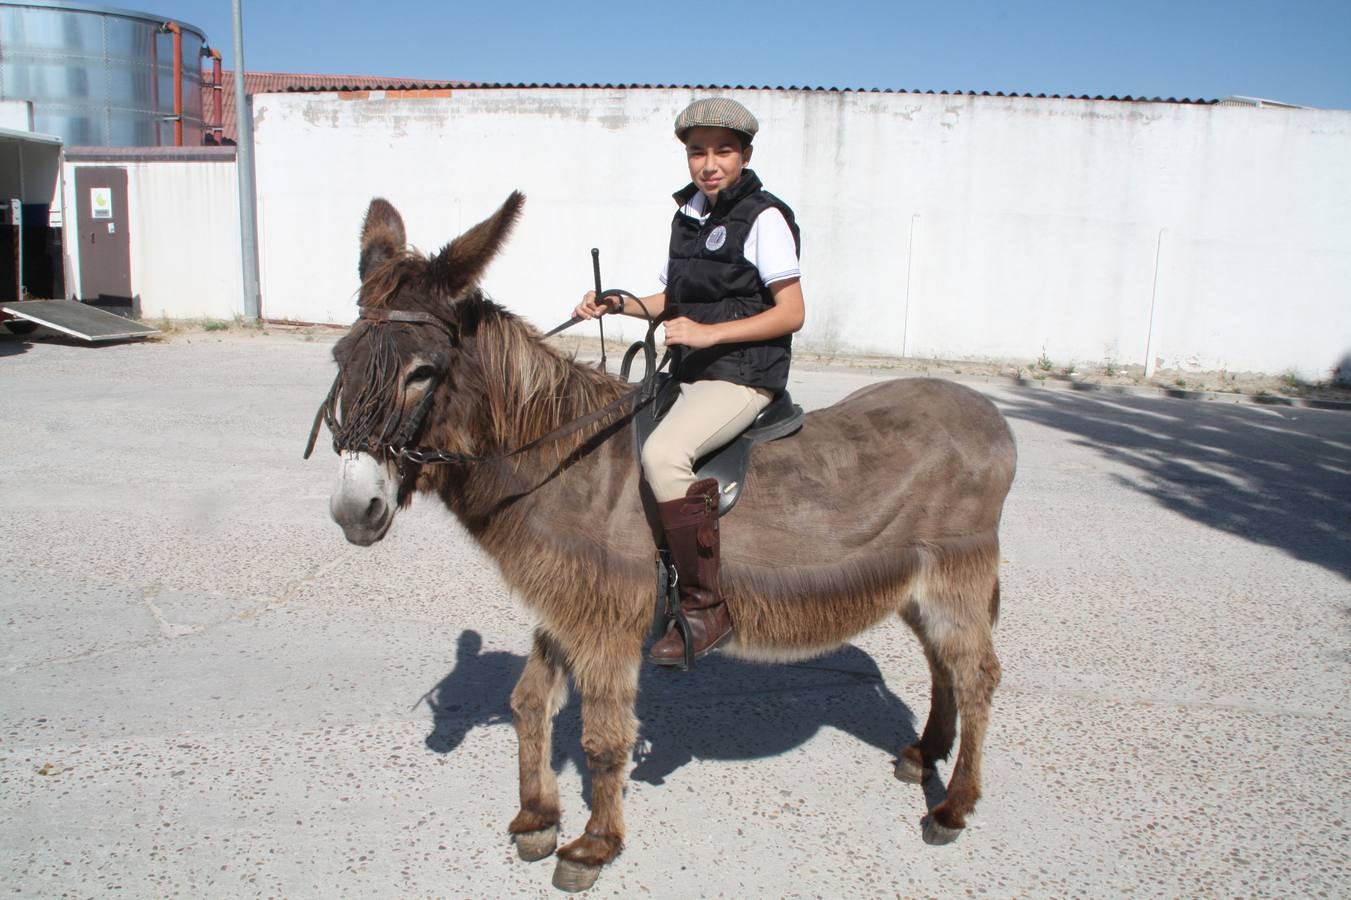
[{"xmin": 574, "ymin": 97, "xmax": 806, "ymax": 666}]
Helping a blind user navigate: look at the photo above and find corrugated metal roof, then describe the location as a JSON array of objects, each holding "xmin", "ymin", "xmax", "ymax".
[
  {"xmin": 278, "ymin": 81, "xmax": 1220, "ymax": 105},
  {"xmin": 1217, "ymin": 95, "xmax": 1307, "ymax": 109},
  {"xmin": 201, "ymin": 75, "xmax": 1225, "ymax": 143}
]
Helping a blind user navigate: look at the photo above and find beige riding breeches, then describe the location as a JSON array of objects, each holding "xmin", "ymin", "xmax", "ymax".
[{"xmin": 641, "ymin": 379, "xmax": 773, "ymax": 503}]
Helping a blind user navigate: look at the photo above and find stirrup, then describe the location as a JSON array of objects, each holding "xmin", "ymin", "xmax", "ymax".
[
  {"xmin": 653, "ymin": 549, "xmax": 697, "ymax": 672},
  {"xmin": 673, "ymin": 607, "xmax": 696, "ymax": 672},
  {"xmin": 657, "ymin": 549, "xmax": 694, "ymax": 671},
  {"xmin": 655, "ymin": 557, "xmax": 733, "ymax": 670},
  {"xmin": 654, "ymin": 607, "xmax": 733, "ymax": 671}
]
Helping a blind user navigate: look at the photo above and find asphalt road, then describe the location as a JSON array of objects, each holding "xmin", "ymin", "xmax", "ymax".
[{"xmin": 2, "ymin": 329, "xmax": 1347, "ymax": 897}]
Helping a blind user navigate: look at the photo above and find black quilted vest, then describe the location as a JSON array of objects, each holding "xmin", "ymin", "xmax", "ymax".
[{"xmin": 665, "ymin": 169, "xmax": 801, "ymax": 393}]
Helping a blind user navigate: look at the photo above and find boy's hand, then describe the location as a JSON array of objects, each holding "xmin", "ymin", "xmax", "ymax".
[
  {"xmin": 663, "ymin": 317, "xmax": 719, "ymax": 349},
  {"xmin": 574, "ymin": 291, "xmax": 620, "ymax": 319}
]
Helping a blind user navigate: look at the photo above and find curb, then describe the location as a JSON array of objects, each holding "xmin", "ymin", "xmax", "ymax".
[
  {"xmin": 784, "ymin": 355, "xmax": 1351, "ymax": 413},
  {"xmin": 1002, "ymin": 375, "xmax": 1351, "ymax": 412}
]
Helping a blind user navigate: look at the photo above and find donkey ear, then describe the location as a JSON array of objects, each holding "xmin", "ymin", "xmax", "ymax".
[
  {"xmin": 359, "ymin": 198, "xmax": 407, "ymax": 280},
  {"xmin": 428, "ymin": 191, "xmax": 525, "ymax": 298}
]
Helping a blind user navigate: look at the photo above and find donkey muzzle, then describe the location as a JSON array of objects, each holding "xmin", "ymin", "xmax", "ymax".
[{"xmin": 330, "ymin": 451, "xmax": 398, "ymax": 545}]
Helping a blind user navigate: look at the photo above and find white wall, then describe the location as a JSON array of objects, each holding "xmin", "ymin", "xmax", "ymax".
[
  {"xmin": 64, "ymin": 158, "xmax": 244, "ymax": 319},
  {"xmin": 0, "ymin": 100, "xmax": 34, "ymax": 131},
  {"xmin": 252, "ymin": 88, "xmax": 1351, "ymax": 379}
]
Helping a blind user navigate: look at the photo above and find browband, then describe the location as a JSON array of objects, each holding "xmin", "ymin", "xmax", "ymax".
[{"xmin": 358, "ymin": 306, "xmax": 454, "ymax": 336}]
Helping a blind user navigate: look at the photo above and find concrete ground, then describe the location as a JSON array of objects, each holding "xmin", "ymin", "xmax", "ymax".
[{"xmin": 1, "ymin": 328, "xmax": 1347, "ymax": 898}]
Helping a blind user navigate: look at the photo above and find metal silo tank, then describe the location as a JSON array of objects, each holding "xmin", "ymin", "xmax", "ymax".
[{"xmin": 0, "ymin": 1, "xmax": 206, "ymax": 146}]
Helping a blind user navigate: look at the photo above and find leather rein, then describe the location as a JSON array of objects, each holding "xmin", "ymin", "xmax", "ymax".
[{"xmin": 303, "ymin": 292, "xmax": 668, "ymax": 472}]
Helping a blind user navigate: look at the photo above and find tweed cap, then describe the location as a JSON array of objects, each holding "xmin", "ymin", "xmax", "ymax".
[{"xmin": 674, "ymin": 97, "xmax": 759, "ymax": 142}]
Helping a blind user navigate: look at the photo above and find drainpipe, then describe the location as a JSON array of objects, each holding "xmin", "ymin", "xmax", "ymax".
[
  {"xmin": 1143, "ymin": 228, "xmax": 1166, "ymax": 378},
  {"xmin": 202, "ymin": 46, "xmax": 224, "ymax": 142},
  {"xmin": 901, "ymin": 214, "xmax": 919, "ymax": 359},
  {"xmin": 232, "ymin": 0, "xmax": 261, "ymax": 321},
  {"xmin": 160, "ymin": 22, "xmax": 184, "ymax": 146}
]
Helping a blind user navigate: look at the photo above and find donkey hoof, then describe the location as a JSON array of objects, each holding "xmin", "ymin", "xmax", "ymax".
[
  {"xmin": 894, "ymin": 756, "xmax": 932, "ymax": 784},
  {"xmin": 552, "ymin": 858, "xmax": 603, "ymax": 893},
  {"xmin": 514, "ymin": 826, "xmax": 558, "ymax": 862},
  {"xmin": 921, "ymin": 815, "xmax": 965, "ymax": 846}
]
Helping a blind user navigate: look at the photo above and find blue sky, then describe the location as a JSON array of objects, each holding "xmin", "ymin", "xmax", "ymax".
[{"xmin": 171, "ymin": 0, "xmax": 1350, "ymax": 109}]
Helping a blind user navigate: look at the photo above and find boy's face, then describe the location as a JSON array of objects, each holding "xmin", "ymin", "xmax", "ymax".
[{"xmin": 684, "ymin": 126, "xmax": 753, "ymax": 204}]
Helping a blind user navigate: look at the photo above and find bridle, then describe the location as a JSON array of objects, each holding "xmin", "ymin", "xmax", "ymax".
[{"xmin": 303, "ymin": 290, "xmax": 668, "ymax": 473}]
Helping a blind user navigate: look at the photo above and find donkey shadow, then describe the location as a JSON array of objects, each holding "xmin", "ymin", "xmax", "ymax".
[{"xmin": 424, "ymin": 630, "xmax": 943, "ymax": 808}]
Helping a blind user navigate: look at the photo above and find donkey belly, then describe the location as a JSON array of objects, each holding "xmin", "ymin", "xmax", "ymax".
[
  {"xmin": 721, "ymin": 541, "xmax": 930, "ymax": 662},
  {"xmin": 722, "ymin": 596, "xmax": 910, "ymax": 664}
]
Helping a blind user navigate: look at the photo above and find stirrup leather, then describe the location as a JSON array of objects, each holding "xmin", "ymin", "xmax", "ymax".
[
  {"xmin": 654, "ymin": 548, "xmax": 732, "ymax": 671},
  {"xmin": 657, "ymin": 549, "xmax": 695, "ymax": 671}
]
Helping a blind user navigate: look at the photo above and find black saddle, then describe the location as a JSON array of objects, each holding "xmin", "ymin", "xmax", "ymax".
[{"xmin": 633, "ymin": 373, "xmax": 805, "ymax": 516}]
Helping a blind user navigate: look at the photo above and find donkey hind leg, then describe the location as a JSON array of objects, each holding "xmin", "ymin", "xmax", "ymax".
[
  {"xmin": 552, "ymin": 652, "xmax": 640, "ymax": 893},
  {"xmin": 902, "ymin": 575, "xmax": 1002, "ymax": 845},
  {"xmin": 894, "ymin": 639, "xmax": 956, "ymax": 784},
  {"xmin": 509, "ymin": 630, "xmax": 569, "ymax": 862}
]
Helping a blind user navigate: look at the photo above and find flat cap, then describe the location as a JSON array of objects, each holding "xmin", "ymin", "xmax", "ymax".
[{"xmin": 674, "ymin": 97, "xmax": 759, "ymax": 142}]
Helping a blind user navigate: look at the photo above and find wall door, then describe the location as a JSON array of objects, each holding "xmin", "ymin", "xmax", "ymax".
[{"xmin": 75, "ymin": 167, "xmax": 132, "ymax": 303}]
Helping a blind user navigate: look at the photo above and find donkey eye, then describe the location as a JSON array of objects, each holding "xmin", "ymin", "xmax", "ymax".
[{"xmin": 405, "ymin": 365, "xmax": 437, "ymax": 387}]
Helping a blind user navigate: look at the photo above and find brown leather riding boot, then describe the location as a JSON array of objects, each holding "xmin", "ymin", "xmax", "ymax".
[{"xmin": 649, "ymin": 478, "xmax": 733, "ymax": 667}]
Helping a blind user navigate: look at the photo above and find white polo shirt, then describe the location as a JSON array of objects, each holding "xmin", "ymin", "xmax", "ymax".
[{"xmin": 658, "ymin": 191, "xmax": 801, "ymax": 289}]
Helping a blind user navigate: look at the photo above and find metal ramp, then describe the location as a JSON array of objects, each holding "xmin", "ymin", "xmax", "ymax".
[{"xmin": 1, "ymin": 300, "xmax": 159, "ymax": 342}]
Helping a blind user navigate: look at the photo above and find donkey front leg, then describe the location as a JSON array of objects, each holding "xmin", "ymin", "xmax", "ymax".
[
  {"xmin": 509, "ymin": 630, "xmax": 569, "ymax": 862},
  {"xmin": 552, "ymin": 652, "xmax": 640, "ymax": 893}
]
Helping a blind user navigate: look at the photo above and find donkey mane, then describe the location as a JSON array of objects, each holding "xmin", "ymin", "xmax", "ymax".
[
  {"xmin": 352, "ymin": 239, "xmax": 629, "ymax": 464},
  {"xmin": 456, "ymin": 297, "xmax": 629, "ymax": 459}
]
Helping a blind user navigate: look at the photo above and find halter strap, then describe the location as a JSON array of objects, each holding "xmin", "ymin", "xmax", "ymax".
[
  {"xmin": 305, "ymin": 296, "xmax": 668, "ymax": 466},
  {"xmin": 359, "ymin": 306, "xmax": 454, "ymax": 337}
]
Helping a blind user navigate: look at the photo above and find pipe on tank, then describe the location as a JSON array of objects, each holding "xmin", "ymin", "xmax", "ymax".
[
  {"xmin": 161, "ymin": 22, "xmax": 183, "ymax": 146},
  {"xmin": 202, "ymin": 46, "xmax": 224, "ymax": 143}
]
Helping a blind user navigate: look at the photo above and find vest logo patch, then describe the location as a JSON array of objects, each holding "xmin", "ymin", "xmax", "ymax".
[{"xmin": 705, "ymin": 225, "xmax": 727, "ymax": 251}]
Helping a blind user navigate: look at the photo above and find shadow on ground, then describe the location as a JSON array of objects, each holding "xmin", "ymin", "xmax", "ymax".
[
  {"xmin": 424, "ymin": 630, "xmax": 924, "ymax": 797},
  {"xmin": 997, "ymin": 387, "xmax": 1351, "ymax": 579},
  {"xmin": 0, "ymin": 332, "xmax": 32, "ymax": 356}
]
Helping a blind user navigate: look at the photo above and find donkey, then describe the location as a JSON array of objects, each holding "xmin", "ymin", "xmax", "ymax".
[{"xmin": 319, "ymin": 193, "xmax": 1016, "ymax": 892}]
